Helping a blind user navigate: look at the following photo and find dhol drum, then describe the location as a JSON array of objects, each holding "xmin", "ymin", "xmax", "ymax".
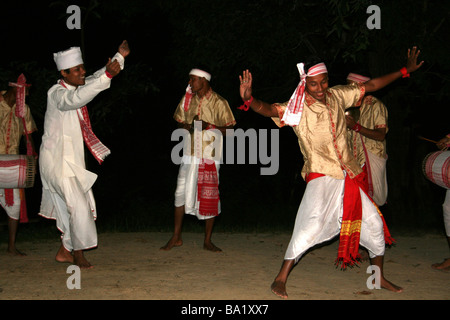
[
  {"xmin": 422, "ymin": 150, "xmax": 450, "ymax": 189},
  {"xmin": 0, "ymin": 154, "xmax": 36, "ymax": 189}
]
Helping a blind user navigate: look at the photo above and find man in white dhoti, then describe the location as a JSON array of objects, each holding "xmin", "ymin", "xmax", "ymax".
[
  {"xmin": 0, "ymin": 74, "xmax": 37, "ymax": 255},
  {"xmin": 431, "ymin": 134, "xmax": 450, "ymax": 272},
  {"xmin": 238, "ymin": 47, "xmax": 423, "ymax": 298},
  {"xmin": 39, "ymin": 41, "xmax": 130, "ymax": 268},
  {"xmin": 161, "ymin": 67, "xmax": 235, "ymax": 252},
  {"xmin": 345, "ymin": 72, "xmax": 389, "ymax": 207}
]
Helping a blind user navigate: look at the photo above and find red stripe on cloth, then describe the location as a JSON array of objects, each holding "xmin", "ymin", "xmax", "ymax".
[{"xmin": 197, "ymin": 159, "xmax": 219, "ymax": 217}]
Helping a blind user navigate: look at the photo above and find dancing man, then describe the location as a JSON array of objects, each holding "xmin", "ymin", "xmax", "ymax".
[{"xmin": 238, "ymin": 47, "xmax": 423, "ymax": 298}]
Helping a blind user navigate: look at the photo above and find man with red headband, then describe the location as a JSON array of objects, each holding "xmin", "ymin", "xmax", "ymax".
[
  {"xmin": 39, "ymin": 41, "xmax": 130, "ymax": 269},
  {"xmin": 161, "ymin": 67, "xmax": 235, "ymax": 252},
  {"xmin": 239, "ymin": 47, "xmax": 423, "ymax": 298},
  {"xmin": 345, "ymin": 72, "xmax": 389, "ymax": 207},
  {"xmin": 0, "ymin": 74, "xmax": 37, "ymax": 255}
]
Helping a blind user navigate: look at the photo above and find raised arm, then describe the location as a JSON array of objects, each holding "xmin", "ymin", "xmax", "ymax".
[
  {"xmin": 239, "ymin": 70, "xmax": 279, "ymax": 117},
  {"xmin": 364, "ymin": 46, "xmax": 424, "ymax": 93}
]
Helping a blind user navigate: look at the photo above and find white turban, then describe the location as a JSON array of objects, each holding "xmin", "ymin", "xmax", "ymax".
[
  {"xmin": 189, "ymin": 68, "xmax": 211, "ymax": 81},
  {"xmin": 53, "ymin": 47, "xmax": 83, "ymax": 71}
]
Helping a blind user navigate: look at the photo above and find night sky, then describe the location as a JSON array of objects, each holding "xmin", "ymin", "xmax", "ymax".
[{"xmin": 1, "ymin": 0, "xmax": 449, "ymax": 233}]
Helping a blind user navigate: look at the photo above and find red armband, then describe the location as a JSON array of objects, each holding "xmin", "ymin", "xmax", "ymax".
[
  {"xmin": 352, "ymin": 123, "xmax": 362, "ymax": 132},
  {"xmin": 238, "ymin": 96, "xmax": 253, "ymax": 111},
  {"xmin": 400, "ymin": 67, "xmax": 410, "ymax": 78},
  {"xmin": 105, "ymin": 71, "xmax": 113, "ymax": 79}
]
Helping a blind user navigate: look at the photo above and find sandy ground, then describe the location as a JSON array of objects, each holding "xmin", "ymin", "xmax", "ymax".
[{"xmin": 0, "ymin": 232, "xmax": 449, "ymax": 301}]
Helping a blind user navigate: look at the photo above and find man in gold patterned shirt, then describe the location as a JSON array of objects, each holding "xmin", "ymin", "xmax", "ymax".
[
  {"xmin": 161, "ymin": 67, "xmax": 235, "ymax": 252},
  {"xmin": 345, "ymin": 72, "xmax": 389, "ymax": 207},
  {"xmin": 238, "ymin": 47, "xmax": 423, "ymax": 299}
]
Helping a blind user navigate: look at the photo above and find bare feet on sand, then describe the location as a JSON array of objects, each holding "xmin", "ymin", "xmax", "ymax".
[
  {"xmin": 55, "ymin": 245, "xmax": 93, "ymax": 269},
  {"xmin": 271, "ymin": 280, "xmax": 288, "ymax": 299},
  {"xmin": 7, "ymin": 247, "xmax": 26, "ymax": 256},
  {"xmin": 160, "ymin": 237, "xmax": 183, "ymax": 251},
  {"xmin": 270, "ymin": 276, "xmax": 402, "ymax": 299},
  {"xmin": 380, "ymin": 277, "xmax": 403, "ymax": 293},
  {"xmin": 431, "ymin": 258, "xmax": 450, "ymax": 272},
  {"xmin": 203, "ymin": 241, "xmax": 222, "ymax": 252}
]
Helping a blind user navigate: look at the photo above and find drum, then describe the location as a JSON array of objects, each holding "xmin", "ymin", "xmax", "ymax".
[
  {"xmin": 0, "ymin": 154, "xmax": 36, "ymax": 189},
  {"xmin": 422, "ymin": 151, "xmax": 450, "ymax": 189}
]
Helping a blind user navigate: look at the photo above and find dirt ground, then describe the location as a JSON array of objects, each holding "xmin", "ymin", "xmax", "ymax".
[{"xmin": 0, "ymin": 232, "xmax": 449, "ymax": 301}]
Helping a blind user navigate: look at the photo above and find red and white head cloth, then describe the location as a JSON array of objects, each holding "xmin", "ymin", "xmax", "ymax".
[
  {"xmin": 281, "ymin": 62, "xmax": 328, "ymax": 126},
  {"xmin": 347, "ymin": 73, "xmax": 370, "ymax": 84},
  {"xmin": 9, "ymin": 74, "xmax": 31, "ymax": 119},
  {"xmin": 181, "ymin": 68, "xmax": 212, "ymax": 111}
]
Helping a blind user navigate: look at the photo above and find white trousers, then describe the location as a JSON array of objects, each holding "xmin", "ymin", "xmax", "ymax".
[
  {"xmin": 444, "ymin": 189, "xmax": 450, "ymax": 237},
  {"xmin": 174, "ymin": 156, "xmax": 220, "ymax": 220},
  {"xmin": 0, "ymin": 188, "xmax": 21, "ymax": 220},
  {"xmin": 39, "ymin": 177, "xmax": 97, "ymax": 251},
  {"xmin": 284, "ymin": 175, "xmax": 386, "ymax": 262}
]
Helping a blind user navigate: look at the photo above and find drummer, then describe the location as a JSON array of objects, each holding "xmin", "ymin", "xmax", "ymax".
[
  {"xmin": 0, "ymin": 74, "xmax": 38, "ymax": 255},
  {"xmin": 432, "ymin": 134, "xmax": 450, "ymax": 272},
  {"xmin": 345, "ymin": 71, "xmax": 389, "ymax": 207}
]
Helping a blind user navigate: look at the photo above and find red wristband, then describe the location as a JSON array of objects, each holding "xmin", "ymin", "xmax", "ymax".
[
  {"xmin": 352, "ymin": 123, "xmax": 362, "ymax": 132},
  {"xmin": 238, "ymin": 96, "xmax": 253, "ymax": 111},
  {"xmin": 400, "ymin": 67, "xmax": 410, "ymax": 78},
  {"xmin": 105, "ymin": 71, "xmax": 113, "ymax": 79}
]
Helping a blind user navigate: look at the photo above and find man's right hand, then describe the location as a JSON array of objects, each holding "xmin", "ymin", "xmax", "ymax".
[{"xmin": 106, "ymin": 58, "xmax": 121, "ymax": 77}]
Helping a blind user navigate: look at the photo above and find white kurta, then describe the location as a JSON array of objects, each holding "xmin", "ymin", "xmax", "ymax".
[{"xmin": 39, "ymin": 53, "xmax": 124, "ymax": 251}]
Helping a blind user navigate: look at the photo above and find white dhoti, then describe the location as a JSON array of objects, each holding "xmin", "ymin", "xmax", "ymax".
[
  {"xmin": 366, "ymin": 151, "xmax": 388, "ymax": 206},
  {"xmin": 174, "ymin": 155, "xmax": 220, "ymax": 220},
  {"xmin": 0, "ymin": 188, "xmax": 21, "ymax": 220},
  {"xmin": 39, "ymin": 177, "xmax": 97, "ymax": 251},
  {"xmin": 444, "ymin": 189, "xmax": 450, "ymax": 237},
  {"xmin": 284, "ymin": 175, "xmax": 385, "ymax": 262}
]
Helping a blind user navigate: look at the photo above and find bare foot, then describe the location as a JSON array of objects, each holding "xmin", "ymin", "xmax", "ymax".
[
  {"xmin": 7, "ymin": 247, "xmax": 26, "ymax": 256},
  {"xmin": 380, "ymin": 277, "xmax": 403, "ymax": 293},
  {"xmin": 431, "ymin": 258, "xmax": 450, "ymax": 272},
  {"xmin": 203, "ymin": 242, "xmax": 222, "ymax": 252},
  {"xmin": 73, "ymin": 251, "xmax": 93, "ymax": 269},
  {"xmin": 160, "ymin": 237, "xmax": 183, "ymax": 251},
  {"xmin": 271, "ymin": 280, "xmax": 288, "ymax": 299},
  {"xmin": 55, "ymin": 245, "xmax": 74, "ymax": 263}
]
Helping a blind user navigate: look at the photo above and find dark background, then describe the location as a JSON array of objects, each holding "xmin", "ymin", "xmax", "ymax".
[{"xmin": 1, "ymin": 0, "xmax": 449, "ymax": 238}]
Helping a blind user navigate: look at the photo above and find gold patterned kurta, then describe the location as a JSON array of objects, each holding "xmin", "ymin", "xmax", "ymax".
[
  {"xmin": 173, "ymin": 89, "xmax": 236, "ymax": 160},
  {"xmin": 272, "ymin": 84, "xmax": 365, "ymax": 180},
  {"xmin": 348, "ymin": 95, "xmax": 388, "ymax": 166},
  {"xmin": 0, "ymin": 92, "xmax": 37, "ymax": 155}
]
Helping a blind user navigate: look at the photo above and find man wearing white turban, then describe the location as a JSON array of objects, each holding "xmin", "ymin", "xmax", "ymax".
[{"xmin": 39, "ymin": 40, "xmax": 130, "ymax": 269}]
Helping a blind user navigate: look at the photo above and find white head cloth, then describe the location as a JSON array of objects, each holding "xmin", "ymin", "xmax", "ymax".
[
  {"xmin": 347, "ymin": 73, "xmax": 371, "ymax": 83},
  {"xmin": 53, "ymin": 47, "xmax": 83, "ymax": 71},
  {"xmin": 281, "ymin": 62, "xmax": 328, "ymax": 126},
  {"xmin": 189, "ymin": 68, "xmax": 211, "ymax": 81}
]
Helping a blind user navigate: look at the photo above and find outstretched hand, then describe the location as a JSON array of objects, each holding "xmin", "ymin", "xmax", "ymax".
[
  {"xmin": 239, "ymin": 70, "xmax": 253, "ymax": 101},
  {"xmin": 118, "ymin": 40, "xmax": 130, "ymax": 58},
  {"xmin": 406, "ymin": 46, "xmax": 424, "ymax": 73}
]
